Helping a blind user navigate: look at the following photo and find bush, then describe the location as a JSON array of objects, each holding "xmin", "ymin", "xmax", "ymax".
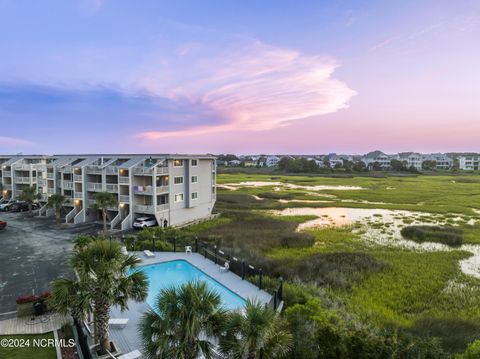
[
  {"xmin": 401, "ymin": 225, "xmax": 463, "ymax": 246},
  {"xmin": 16, "ymin": 291, "xmax": 50, "ymax": 304},
  {"xmin": 457, "ymin": 340, "xmax": 480, "ymax": 358}
]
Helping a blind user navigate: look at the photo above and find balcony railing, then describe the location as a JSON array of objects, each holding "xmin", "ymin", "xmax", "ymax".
[
  {"xmin": 133, "ymin": 186, "xmax": 153, "ymax": 195},
  {"xmin": 119, "ymin": 176, "xmax": 129, "ymax": 184},
  {"xmin": 46, "ymin": 173, "xmax": 54, "ymax": 179},
  {"xmin": 156, "ymin": 204, "xmax": 169, "ymax": 212},
  {"xmin": 86, "ymin": 165, "xmax": 102, "ymax": 174},
  {"xmin": 14, "ymin": 190, "xmax": 23, "ymax": 196},
  {"xmin": 15, "ymin": 177, "xmax": 31, "ymax": 184},
  {"xmin": 74, "ymin": 192, "xmax": 83, "ymax": 199},
  {"xmin": 133, "ymin": 204, "xmax": 155, "ymax": 213},
  {"xmin": 73, "ymin": 175, "xmax": 83, "ymax": 182},
  {"xmin": 47, "ymin": 188, "xmax": 55, "ymax": 194},
  {"xmin": 3, "ymin": 183, "xmax": 12, "ymax": 189},
  {"xmin": 106, "ymin": 167, "xmax": 118, "ymax": 174},
  {"xmin": 87, "ymin": 183, "xmax": 103, "ymax": 191},
  {"xmin": 156, "ymin": 185, "xmax": 169, "ymax": 193},
  {"xmin": 61, "ymin": 166, "xmax": 73, "ymax": 173},
  {"xmin": 119, "ymin": 195, "xmax": 130, "ymax": 203},
  {"xmin": 133, "ymin": 167, "xmax": 153, "ymax": 175},
  {"xmin": 15, "ymin": 164, "xmax": 31, "ymax": 171},
  {"xmin": 3, "ymin": 171, "xmax": 11, "ymax": 177},
  {"xmin": 155, "ymin": 166, "xmax": 169, "ymax": 175},
  {"xmin": 64, "ymin": 198, "xmax": 74, "ymax": 205},
  {"xmin": 106, "ymin": 184, "xmax": 118, "ymax": 193},
  {"xmin": 63, "ymin": 181, "xmax": 73, "ymax": 189}
]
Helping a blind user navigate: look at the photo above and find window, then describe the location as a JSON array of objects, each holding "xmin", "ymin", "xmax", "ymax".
[
  {"xmin": 174, "ymin": 176, "xmax": 183, "ymax": 185},
  {"xmin": 174, "ymin": 193, "xmax": 184, "ymax": 202},
  {"xmin": 191, "ymin": 159, "xmax": 198, "ymax": 166},
  {"xmin": 191, "ymin": 192, "xmax": 198, "ymax": 200},
  {"xmin": 191, "ymin": 175, "xmax": 198, "ymax": 183},
  {"xmin": 173, "ymin": 159, "xmax": 183, "ymax": 167}
]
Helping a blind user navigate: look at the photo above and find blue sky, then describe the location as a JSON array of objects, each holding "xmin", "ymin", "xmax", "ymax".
[{"xmin": 1, "ymin": 0, "xmax": 479, "ymax": 154}]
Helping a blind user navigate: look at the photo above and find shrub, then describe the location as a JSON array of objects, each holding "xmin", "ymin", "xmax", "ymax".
[
  {"xmin": 16, "ymin": 291, "xmax": 50, "ymax": 304},
  {"xmin": 401, "ymin": 225, "xmax": 463, "ymax": 246},
  {"xmin": 457, "ymin": 340, "xmax": 480, "ymax": 358}
]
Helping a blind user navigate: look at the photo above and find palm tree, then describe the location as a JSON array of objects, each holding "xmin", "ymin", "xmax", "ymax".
[
  {"xmin": 139, "ymin": 281, "xmax": 227, "ymax": 359},
  {"xmin": 47, "ymin": 193, "xmax": 66, "ymax": 225},
  {"xmin": 51, "ymin": 238, "xmax": 148, "ymax": 355},
  {"xmin": 219, "ymin": 300, "xmax": 293, "ymax": 359},
  {"xmin": 93, "ymin": 192, "xmax": 116, "ymax": 233},
  {"xmin": 19, "ymin": 186, "xmax": 41, "ymax": 216}
]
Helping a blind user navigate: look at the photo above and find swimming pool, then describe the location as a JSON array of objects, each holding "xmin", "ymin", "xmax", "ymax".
[{"xmin": 138, "ymin": 260, "xmax": 246, "ymax": 311}]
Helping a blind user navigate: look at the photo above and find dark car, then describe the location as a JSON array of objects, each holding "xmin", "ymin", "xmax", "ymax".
[
  {"xmin": 0, "ymin": 220, "xmax": 6, "ymax": 230},
  {"xmin": 11, "ymin": 201, "xmax": 29, "ymax": 212}
]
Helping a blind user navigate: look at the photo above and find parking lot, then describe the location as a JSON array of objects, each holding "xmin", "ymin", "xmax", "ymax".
[{"xmin": 0, "ymin": 212, "xmax": 101, "ymax": 314}]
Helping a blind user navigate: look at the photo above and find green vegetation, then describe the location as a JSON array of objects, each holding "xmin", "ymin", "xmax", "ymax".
[
  {"xmin": 401, "ymin": 225, "xmax": 463, "ymax": 246},
  {"xmin": 18, "ymin": 186, "xmax": 41, "ymax": 215},
  {"xmin": 47, "ymin": 193, "xmax": 66, "ymax": 225},
  {"xmin": 92, "ymin": 191, "xmax": 117, "ymax": 233},
  {"xmin": 0, "ymin": 333, "xmax": 57, "ymax": 359}
]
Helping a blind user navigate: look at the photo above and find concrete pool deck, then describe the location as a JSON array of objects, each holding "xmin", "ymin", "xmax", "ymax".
[{"xmin": 107, "ymin": 251, "xmax": 272, "ymax": 356}]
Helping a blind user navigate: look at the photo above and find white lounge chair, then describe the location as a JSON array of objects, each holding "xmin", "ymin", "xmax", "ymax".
[
  {"xmin": 143, "ymin": 250, "xmax": 155, "ymax": 258},
  {"xmin": 219, "ymin": 261, "xmax": 230, "ymax": 272},
  {"xmin": 121, "ymin": 246, "xmax": 128, "ymax": 255},
  {"xmin": 117, "ymin": 349, "xmax": 142, "ymax": 359},
  {"xmin": 185, "ymin": 246, "xmax": 192, "ymax": 254},
  {"xmin": 109, "ymin": 318, "xmax": 129, "ymax": 329}
]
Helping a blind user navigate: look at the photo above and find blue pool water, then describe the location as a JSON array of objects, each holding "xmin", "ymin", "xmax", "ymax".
[{"xmin": 138, "ymin": 260, "xmax": 246, "ymax": 311}]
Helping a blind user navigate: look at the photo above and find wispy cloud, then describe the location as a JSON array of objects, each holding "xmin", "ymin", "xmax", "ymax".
[
  {"xmin": 139, "ymin": 41, "xmax": 356, "ymax": 139},
  {"xmin": 0, "ymin": 136, "xmax": 33, "ymax": 147}
]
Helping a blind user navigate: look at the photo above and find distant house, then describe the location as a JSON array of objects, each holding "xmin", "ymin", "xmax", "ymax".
[
  {"xmin": 398, "ymin": 152, "xmax": 423, "ymax": 170},
  {"xmin": 243, "ymin": 160, "xmax": 257, "ymax": 167},
  {"xmin": 361, "ymin": 151, "xmax": 391, "ymax": 170},
  {"xmin": 459, "ymin": 156, "xmax": 480, "ymax": 171},
  {"xmin": 227, "ymin": 160, "xmax": 242, "ymax": 166},
  {"xmin": 266, "ymin": 156, "xmax": 280, "ymax": 167},
  {"xmin": 422, "ymin": 154, "xmax": 453, "ymax": 170},
  {"xmin": 327, "ymin": 154, "xmax": 344, "ymax": 168}
]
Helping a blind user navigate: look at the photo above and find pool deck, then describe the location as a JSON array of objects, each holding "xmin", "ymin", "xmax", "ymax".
[{"xmin": 107, "ymin": 251, "xmax": 272, "ymax": 356}]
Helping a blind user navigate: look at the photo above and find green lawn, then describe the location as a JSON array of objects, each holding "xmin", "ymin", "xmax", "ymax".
[{"xmin": 0, "ymin": 333, "xmax": 57, "ymax": 359}]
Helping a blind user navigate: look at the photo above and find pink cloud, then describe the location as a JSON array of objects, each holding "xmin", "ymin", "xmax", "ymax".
[
  {"xmin": 0, "ymin": 136, "xmax": 34, "ymax": 147},
  {"xmin": 138, "ymin": 41, "xmax": 356, "ymax": 139}
]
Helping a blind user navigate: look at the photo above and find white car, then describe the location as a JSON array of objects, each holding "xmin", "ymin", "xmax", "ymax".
[
  {"xmin": 133, "ymin": 217, "xmax": 157, "ymax": 229},
  {"xmin": 0, "ymin": 201, "xmax": 13, "ymax": 212}
]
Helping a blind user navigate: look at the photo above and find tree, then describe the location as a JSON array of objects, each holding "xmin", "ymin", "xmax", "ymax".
[
  {"xmin": 219, "ymin": 299, "xmax": 292, "ymax": 359},
  {"xmin": 372, "ymin": 161, "xmax": 382, "ymax": 171},
  {"xmin": 47, "ymin": 193, "xmax": 66, "ymax": 225},
  {"xmin": 92, "ymin": 192, "xmax": 116, "ymax": 233},
  {"xmin": 390, "ymin": 159, "xmax": 408, "ymax": 171},
  {"xmin": 19, "ymin": 186, "xmax": 41, "ymax": 216},
  {"xmin": 422, "ymin": 160, "xmax": 437, "ymax": 171},
  {"xmin": 353, "ymin": 161, "xmax": 367, "ymax": 172},
  {"xmin": 139, "ymin": 281, "xmax": 227, "ymax": 359},
  {"xmin": 51, "ymin": 238, "xmax": 148, "ymax": 355}
]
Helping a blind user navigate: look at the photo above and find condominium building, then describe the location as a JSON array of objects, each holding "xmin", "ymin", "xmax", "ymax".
[
  {"xmin": 459, "ymin": 156, "xmax": 480, "ymax": 171},
  {"xmin": 361, "ymin": 151, "xmax": 392, "ymax": 169},
  {"xmin": 0, "ymin": 154, "xmax": 216, "ymax": 229}
]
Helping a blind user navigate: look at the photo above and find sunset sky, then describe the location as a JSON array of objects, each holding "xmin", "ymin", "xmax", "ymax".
[{"xmin": 0, "ymin": 0, "xmax": 479, "ymax": 154}]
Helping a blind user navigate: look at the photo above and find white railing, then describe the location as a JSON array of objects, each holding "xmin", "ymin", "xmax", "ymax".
[
  {"xmin": 87, "ymin": 183, "xmax": 103, "ymax": 191},
  {"xmin": 37, "ymin": 203, "xmax": 48, "ymax": 217},
  {"xmin": 47, "ymin": 188, "xmax": 55, "ymax": 194},
  {"xmin": 155, "ymin": 166, "xmax": 169, "ymax": 175},
  {"xmin": 63, "ymin": 181, "xmax": 73, "ymax": 189},
  {"xmin": 46, "ymin": 173, "xmax": 54, "ymax": 179},
  {"xmin": 133, "ymin": 167, "xmax": 153, "ymax": 175},
  {"xmin": 121, "ymin": 214, "xmax": 132, "ymax": 231},
  {"xmin": 119, "ymin": 176, "xmax": 129, "ymax": 184},
  {"xmin": 156, "ymin": 185, "xmax": 169, "ymax": 193},
  {"xmin": 106, "ymin": 167, "xmax": 118, "ymax": 174},
  {"xmin": 16, "ymin": 164, "xmax": 31, "ymax": 170},
  {"xmin": 3, "ymin": 171, "xmax": 11, "ymax": 177},
  {"xmin": 62, "ymin": 166, "xmax": 73, "ymax": 173},
  {"xmin": 15, "ymin": 177, "xmax": 31, "ymax": 184},
  {"xmin": 65, "ymin": 207, "xmax": 78, "ymax": 223},
  {"xmin": 74, "ymin": 209, "xmax": 85, "ymax": 224},
  {"xmin": 74, "ymin": 192, "xmax": 83, "ymax": 199},
  {"xmin": 119, "ymin": 195, "xmax": 130, "ymax": 203},
  {"xmin": 106, "ymin": 184, "xmax": 118, "ymax": 193},
  {"xmin": 110, "ymin": 212, "xmax": 122, "ymax": 230},
  {"xmin": 86, "ymin": 165, "xmax": 102, "ymax": 174},
  {"xmin": 133, "ymin": 204, "xmax": 155, "ymax": 213},
  {"xmin": 133, "ymin": 186, "xmax": 153, "ymax": 195},
  {"xmin": 156, "ymin": 204, "xmax": 169, "ymax": 212},
  {"xmin": 40, "ymin": 179, "xmax": 47, "ymax": 186},
  {"xmin": 64, "ymin": 198, "xmax": 74, "ymax": 205},
  {"xmin": 73, "ymin": 175, "xmax": 83, "ymax": 182},
  {"xmin": 3, "ymin": 183, "xmax": 11, "ymax": 189}
]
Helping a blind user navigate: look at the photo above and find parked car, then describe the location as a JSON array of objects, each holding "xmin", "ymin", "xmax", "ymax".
[
  {"xmin": 11, "ymin": 201, "xmax": 29, "ymax": 212},
  {"xmin": 133, "ymin": 217, "xmax": 157, "ymax": 229},
  {"xmin": 0, "ymin": 201, "xmax": 13, "ymax": 212},
  {"xmin": 0, "ymin": 220, "xmax": 6, "ymax": 230}
]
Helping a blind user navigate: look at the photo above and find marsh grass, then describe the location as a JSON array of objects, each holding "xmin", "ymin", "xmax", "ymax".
[{"xmin": 401, "ymin": 225, "xmax": 463, "ymax": 246}]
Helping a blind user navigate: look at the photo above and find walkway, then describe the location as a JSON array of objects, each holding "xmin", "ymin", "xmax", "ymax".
[{"xmin": 0, "ymin": 313, "xmax": 71, "ymax": 335}]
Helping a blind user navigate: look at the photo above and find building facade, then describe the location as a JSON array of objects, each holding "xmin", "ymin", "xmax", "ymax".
[
  {"xmin": 459, "ymin": 156, "xmax": 480, "ymax": 171},
  {"xmin": 0, "ymin": 154, "xmax": 216, "ymax": 229}
]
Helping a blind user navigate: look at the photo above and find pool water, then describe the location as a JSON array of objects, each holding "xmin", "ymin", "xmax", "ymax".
[{"xmin": 138, "ymin": 260, "xmax": 246, "ymax": 311}]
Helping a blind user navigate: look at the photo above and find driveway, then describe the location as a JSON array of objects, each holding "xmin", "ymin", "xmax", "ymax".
[{"xmin": 0, "ymin": 212, "xmax": 102, "ymax": 314}]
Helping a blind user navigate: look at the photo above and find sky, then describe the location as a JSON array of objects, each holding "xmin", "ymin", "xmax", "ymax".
[{"xmin": 0, "ymin": 0, "xmax": 479, "ymax": 155}]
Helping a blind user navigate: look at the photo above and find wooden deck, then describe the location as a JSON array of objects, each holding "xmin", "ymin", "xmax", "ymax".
[{"xmin": 0, "ymin": 313, "xmax": 71, "ymax": 335}]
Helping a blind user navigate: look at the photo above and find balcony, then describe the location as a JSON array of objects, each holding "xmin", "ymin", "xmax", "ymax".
[
  {"xmin": 86, "ymin": 165, "xmax": 102, "ymax": 174},
  {"xmin": 15, "ymin": 177, "xmax": 31, "ymax": 184},
  {"xmin": 133, "ymin": 186, "xmax": 153, "ymax": 195},
  {"xmin": 47, "ymin": 188, "xmax": 55, "ymax": 195},
  {"xmin": 133, "ymin": 167, "xmax": 153, "ymax": 175},
  {"xmin": 63, "ymin": 181, "xmax": 73, "ymax": 189},
  {"xmin": 16, "ymin": 164, "xmax": 31, "ymax": 171},
  {"xmin": 106, "ymin": 167, "xmax": 118, "ymax": 175},
  {"xmin": 40, "ymin": 179, "xmax": 47, "ymax": 186},
  {"xmin": 155, "ymin": 166, "xmax": 169, "ymax": 175},
  {"xmin": 119, "ymin": 195, "xmax": 130, "ymax": 203},
  {"xmin": 61, "ymin": 166, "xmax": 73, "ymax": 173},
  {"xmin": 73, "ymin": 175, "xmax": 83, "ymax": 182},
  {"xmin": 119, "ymin": 176, "xmax": 129, "ymax": 184},
  {"xmin": 46, "ymin": 173, "xmax": 54, "ymax": 179},
  {"xmin": 3, "ymin": 171, "xmax": 11, "ymax": 177},
  {"xmin": 87, "ymin": 183, "xmax": 103, "ymax": 192},
  {"xmin": 3, "ymin": 183, "xmax": 11, "ymax": 189},
  {"xmin": 64, "ymin": 198, "xmax": 74, "ymax": 205},
  {"xmin": 133, "ymin": 204, "xmax": 155, "ymax": 213},
  {"xmin": 156, "ymin": 185, "xmax": 169, "ymax": 194},
  {"xmin": 156, "ymin": 204, "xmax": 169, "ymax": 212},
  {"xmin": 106, "ymin": 184, "xmax": 118, "ymax": 193},
  {"xmin": 74, "ymin": 192, "xmax": 83, "ymax": 199}
]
